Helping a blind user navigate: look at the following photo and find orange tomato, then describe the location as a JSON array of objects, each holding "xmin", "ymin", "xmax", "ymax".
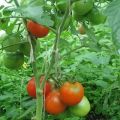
[
  {"xmin": 45, "ymin": 91, "xmax": 66, "ymax": 115},
  {"xmin": 78, "ymin": 24, "xmax": 86, "ymax": 35},
  {"xmin": 60, "ymin": 82, "xmax": 84, "ymax": 106},
  {"xmin": 27, "ymin": 20, "xmax": 49, "ymax": 38}
]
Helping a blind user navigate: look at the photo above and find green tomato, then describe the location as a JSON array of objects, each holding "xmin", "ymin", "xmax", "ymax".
[
  {"xmin": 72, "ymin": 0, "xmax": 94, "ymax": 16},
  {"xmin": 2, "ymin": 34, "xmax": 21, "ymax": 52},
  {"xmin": 87, "ymin": 8, "xmax": 107, "ymax": 25},
  {"xmin": 72, "ymin": 11, "xmax": 85, "ymax": 21},
  {"xmin": 3, "ymin": 52, "xmax": 24, "ymax": 70},
  {"xmin": 69, "ymin": 96, "xmax": 90, "ymax": 117},
  {"xmin": 56, "ymin": 0, "xmax": 67, "ymax": 13}
]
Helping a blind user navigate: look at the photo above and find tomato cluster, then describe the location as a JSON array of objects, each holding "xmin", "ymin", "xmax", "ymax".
[
  {"xmin": 27, "ymin": 78, "xmax": 90, "ymax": 116},
  {"xmin": 55, "ymin": 0, "xmax": 106, "ymax": 33},
  {"xmin": 1, "ymin": 0, "xmax": 107, "ymax": 70},
  {"xmin": 45, "ymin": 81, "xmax": 90, "ymax": 116}
]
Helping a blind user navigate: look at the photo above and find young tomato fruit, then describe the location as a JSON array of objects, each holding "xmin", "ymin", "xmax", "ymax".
[
  {"xmin": 69, "ymin": 96, "xmax": 90, "ymax": 116},
  {"xmin": 60, "ymin": 82, "xmax": 84, "ymax": 106},
  {"xmin": 45, "ymin": 91, "xmax": 66, "ymax": 115},
  {"xmin": 26, "ymin": 76, "xmax": 51, "ymax": 98},
  {"xmin": 27, "ymin": 20, "xmax": 49, "ymax": 38},
  {"xmin": 3, "ymin": 52, "xmax": 24, "ymax": 70}
]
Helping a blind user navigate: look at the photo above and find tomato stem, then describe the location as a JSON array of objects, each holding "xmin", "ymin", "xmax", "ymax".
[
  {"xmin": 13, "ymin": 0, "xmax": 71, "ymax": 120},
  {"xmin": 32, "ymin": 44, "xmax": 43, "ymax": 120},
  {"xmin": 13, "ymin": 0, "xmax": 44, "ymax": 120},
  {"xmin": 40, "ymin": 0, "xmax": 71, "ymax": 93}
]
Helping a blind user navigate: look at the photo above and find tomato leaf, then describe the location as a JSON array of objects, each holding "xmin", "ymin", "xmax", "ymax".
[
  {"xmin": 15, "ymin": 5, "xmax": 54, "ymax": 27},
  {"xmin": 95, "ymin": 80, "xmax": 109, "ymax": 88},
  {"xmin": 105, "ymin": 0, "xmax": 120, "ymax": 49}
]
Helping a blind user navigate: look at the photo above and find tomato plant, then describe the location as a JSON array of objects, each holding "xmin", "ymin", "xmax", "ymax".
[
  {"xmin": 0, "ymin": 0, "xmax": 120, "ymax": 120},
  {"xmin": 45, "ymin": 90, "xmax": 66, "ymax": 115},
  {"xmin": 60, "ymin": 82, "xmax": 84, "ymax": 106},
  {"xmin": 27, "ymin": 20, "xmax": 49, "ymax": 38},
  {"xmin": 69, "ymin": 96, "xmax": 90, "ymax": 117},
  {"xmin": 27, "ymin": 76, "xmax": 52, "ymax": 98}
]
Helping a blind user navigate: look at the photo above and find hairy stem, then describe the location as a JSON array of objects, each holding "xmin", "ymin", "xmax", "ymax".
[
  {"xmin": 13, "ymin": 0, "xmax": 43, "ymax": 120},
  {"xmin": 40, "ymin": 0, "xmax": 71, "ymax": 95}
]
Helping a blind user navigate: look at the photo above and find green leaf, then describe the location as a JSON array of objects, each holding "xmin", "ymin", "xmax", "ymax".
[
  {"xmin": 98, "ymin": 55, "xmax": 110, "ymax": 65},
  {"xmin": 94, "ymin": 80, "xmax": 109, "ymax": 88},
  {"xmin": 0, "ymin": 116, "xmax": 7, "ymax": 120},
  {"xmin": 0, "ymin": 94, "xmax": 12, "ymax": 101},
  {"xmin": 105, "ymin": 0, "xmax": 120, "ymax": 48},
  {"xmin": 6, "ymin": 106, "xmax": 19, "ymax": 119},
  {"xmin": 15, "ymin": 5, "xmax": 54, "ymax": 27},
  {"xmin": 18, "ymin": 106, "xmax": 35, "ymax": 119}
]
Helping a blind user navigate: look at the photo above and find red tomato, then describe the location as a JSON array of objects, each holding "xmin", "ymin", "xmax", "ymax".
[
  {"xmin": 27, "ymin": 20, "xmax": 49, "ymax": 38},
  {"xmin": 45, "ymin": 91, "xmax": 66, "ymax": 115},
  {"xmin": 60, "ymin": 82, "xmax": 84, "ymax": 106},
  {"xmin": 26, "ymin": 76, "xmax": 51, "ymax": 98}
]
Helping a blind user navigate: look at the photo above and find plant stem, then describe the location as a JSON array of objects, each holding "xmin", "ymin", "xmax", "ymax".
[
  {"xmin": 40, "ymin": 0, "xmax": 71, "ymax": 94},
  {"xmin": 12, "ymin": 1, "xmax": 71, "ymax": 120},
  {"xmin": 32, "ymin": 43, "xmax": 43, "ymax": 120},
  {"xmin": 13, "ymin": 0, "xmax": 43, "ymax": 120}
]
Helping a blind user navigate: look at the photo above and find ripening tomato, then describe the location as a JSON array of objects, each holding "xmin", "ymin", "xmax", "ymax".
[
  {"xmin": 45, "ymin": 91, "xmax": 66, "ymax": 115},
  {"xmin": 26, "ymin": 76, "xmax": 52, "ymax": 98},
  {"xmin": 78, "ymin": 24, "xmax": 86, "ymax": 35},
  {"xmin": 27, "ymin": 20, "xmax": 49, "ymax": 38},
  {"xmin": 69, "ymin": 96, "xmax": 90, "ymax": 117},
  {"xmin": 60, "ymin": 82, "xmax": 84, "ymax": 106}
]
